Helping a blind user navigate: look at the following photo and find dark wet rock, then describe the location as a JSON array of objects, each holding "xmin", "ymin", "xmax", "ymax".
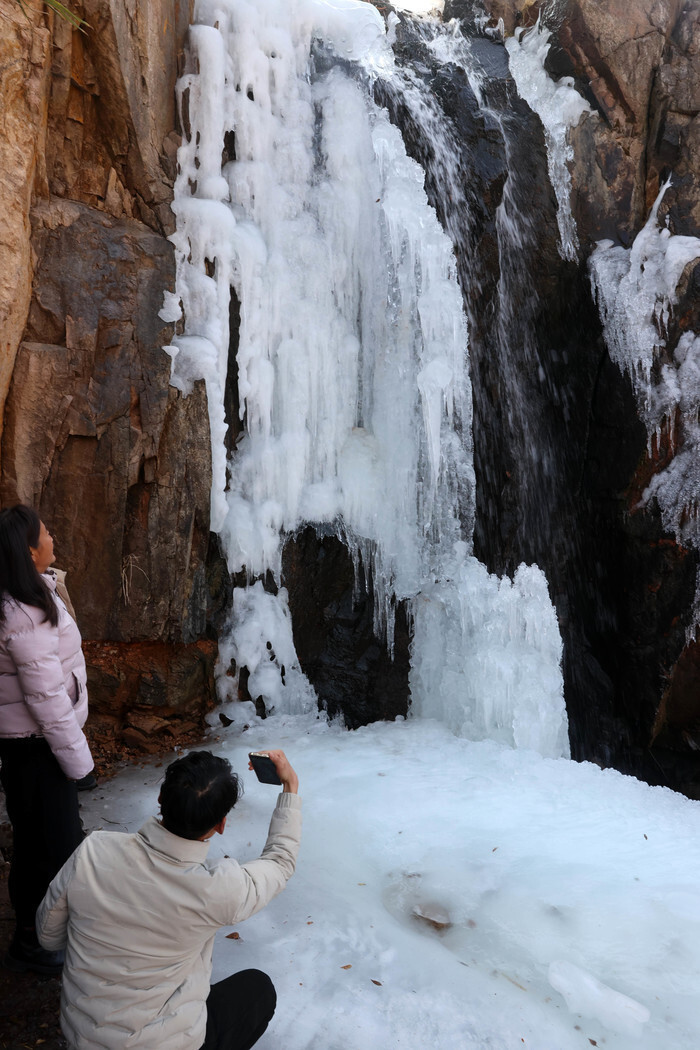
[{"xmin": 281, "ymin": 528, "xmax": 410, "ymax": 729}]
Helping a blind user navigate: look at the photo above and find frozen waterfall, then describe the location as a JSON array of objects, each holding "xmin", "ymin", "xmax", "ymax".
[{"xmin": 164, "ymin": 0, "xmax": 569, "ymax": 759}]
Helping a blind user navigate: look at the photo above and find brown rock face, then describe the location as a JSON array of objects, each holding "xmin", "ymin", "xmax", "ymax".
[
  {"xmin": 44, "ymin": 1, "xmax": 191, "ymax": 234},
  {"xmin": 0, "ymin": 0, "xmax": 222, "ymax": 746},
  {"xmin": 83, "ymin": 639, "xmax": 217, "ymax": 754},
  {"xmin": 646, "ymin": 9, "xmax": 700, "ymax": 233},
  {"xmin": 562, "ymin": 0, "xmax": 691, "ymax": 244},
  {"xmin": 473, "ymin": 0, "xmax": 698, "ymax": 245},
  {"xmin": 0, "ymin": 3, "xmax": 52, "ymax": 434},
  {"xmin": 0, "ymin": 0, "xmax": 193, "ymax": 437},
  {"xmin": 1, "ymin": 200, "xmax": 212, "ymax": 644}
]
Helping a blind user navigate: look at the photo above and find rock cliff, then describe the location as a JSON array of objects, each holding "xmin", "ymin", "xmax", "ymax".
[
  {"xmin": 442, "ymin": 0, "xmax": 700, "ymax": 790},
  {"xmin": 0, "ymin": 0, "xmax": 228, "ymax": 753}
]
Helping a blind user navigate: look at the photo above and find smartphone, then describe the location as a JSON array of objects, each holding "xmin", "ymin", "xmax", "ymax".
[{"xmin": 249, "ymin": 752, "xmax": 282, "ymax": 785}]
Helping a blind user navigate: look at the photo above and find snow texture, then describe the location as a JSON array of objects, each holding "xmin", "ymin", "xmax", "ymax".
[{"xmin": 73, "ymin": 710, "xmax": 700, "ymax": 1050}]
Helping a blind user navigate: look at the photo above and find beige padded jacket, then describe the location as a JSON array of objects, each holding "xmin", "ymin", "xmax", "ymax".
[{"xmin": 37, "ymin": 793, "xmax": 302, "ymax": 1050}]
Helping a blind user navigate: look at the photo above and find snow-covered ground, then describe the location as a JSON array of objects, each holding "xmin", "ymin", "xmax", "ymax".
[{"xmin": 77, "ymin": 708, "xmax": 700, "ymax": 1050}]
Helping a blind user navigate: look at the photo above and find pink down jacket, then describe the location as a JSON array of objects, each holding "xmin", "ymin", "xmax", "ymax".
[{"xmin": 0, "ymin": 571, "xmax": 92, "ymax": 779}]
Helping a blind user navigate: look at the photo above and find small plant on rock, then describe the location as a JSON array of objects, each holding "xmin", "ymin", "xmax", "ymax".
[{"xmin": 15, "ymin": 0, "xmax": 88, "ymax": 31}]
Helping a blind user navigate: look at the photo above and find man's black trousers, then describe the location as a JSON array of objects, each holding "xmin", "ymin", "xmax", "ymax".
[{"xmin": 201, "ymin": 969, "xmax": 277, "ymax": 1050}]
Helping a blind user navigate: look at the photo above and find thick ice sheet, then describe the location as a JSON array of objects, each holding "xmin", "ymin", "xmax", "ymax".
[{"xmin": 78, "ymin": 712, "xmax": 700, "ymax": 1050}]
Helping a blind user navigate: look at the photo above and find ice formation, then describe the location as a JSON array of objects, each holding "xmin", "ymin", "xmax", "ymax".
[
  {"xmin": 590, "ymin": 182, "xmax": 700, "ymax": 614},
  {"xmin": 410, "ymin": 552, "xmax": 569, "ymax": 755},
  {"xmin": 165, "ymin": 0, "xmax": 569, "ymax": 758},
  {"xmin": 506, "ymin": 19, "xmax": 591, "ymax": 262}
]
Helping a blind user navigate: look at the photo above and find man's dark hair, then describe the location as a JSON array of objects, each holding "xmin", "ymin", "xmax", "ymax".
[
  {"xmin": 0, "ymin": 505, "xmax": 58, "ymax": 627},
  {"xmin": 160, "ymin": 751, "xmax": 241, "ymax": 840}
]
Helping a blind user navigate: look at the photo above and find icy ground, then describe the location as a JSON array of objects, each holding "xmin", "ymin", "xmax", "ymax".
[{"xmin": 77, "ymin": 709, "xmax": 700, "ymax": 1050}]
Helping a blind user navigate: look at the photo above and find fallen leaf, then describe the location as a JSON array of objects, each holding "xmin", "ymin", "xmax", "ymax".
[
  {"xmin": 341, "ymin": 964, "xmax": 352, "ymax": 970},
  {"xmin": 371, "ymin": 979, "xmax": 382, "ymax": 986}
]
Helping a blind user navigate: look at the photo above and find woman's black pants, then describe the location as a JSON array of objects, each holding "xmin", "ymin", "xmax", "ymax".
[
  {"xmin": 0, "ymin": 736, "xmax": 83, "ymax": 929},
  {"xmin": 201, "ymin": 969, "xmax": 277, "ymax": 1050}
]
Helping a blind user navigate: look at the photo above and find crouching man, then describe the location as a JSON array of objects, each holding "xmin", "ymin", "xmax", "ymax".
[{"xmin": 36, "ymin": 748, "xmax": 301, "ymax": 1050}]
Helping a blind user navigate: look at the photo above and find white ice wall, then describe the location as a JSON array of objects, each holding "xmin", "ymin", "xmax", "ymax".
[{"xmin": 164, "ymin": 0, "xmax": 570, "ymax": 759}]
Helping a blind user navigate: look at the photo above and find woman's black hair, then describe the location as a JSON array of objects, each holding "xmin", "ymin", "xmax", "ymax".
[
  {"xmin": 0, "ymin": 505, "xmax": 58, "ymax": 627},
  {"xmin": 160, "ymin": 751, "xmax": 242, "ymax": 840}
]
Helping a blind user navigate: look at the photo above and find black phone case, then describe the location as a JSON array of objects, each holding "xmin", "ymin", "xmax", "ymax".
[{"xmin": 249, "ymin": 753, "xmax": 282, "ymax": 785}]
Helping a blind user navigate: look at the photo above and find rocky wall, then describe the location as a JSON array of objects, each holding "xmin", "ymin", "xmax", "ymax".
[
  {"xmin": 442, "ymin": 0, "xmax": 700, "ymax": 790},
  {"xmin": 0, "ymin": 3, "xmax": 52, "ymax": 437},
  {"xmin": 523, "ymin": 0, "xmax": 700, "ymax": 789},
  {"xmin": 0, "ymin": 0, "xmax": 226, "ymax": 751}
]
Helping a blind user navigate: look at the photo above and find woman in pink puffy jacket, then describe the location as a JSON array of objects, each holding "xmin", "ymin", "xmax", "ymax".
[{"xmin": 0, "ymin": 505, "xmax": 94, "ymax": 976}]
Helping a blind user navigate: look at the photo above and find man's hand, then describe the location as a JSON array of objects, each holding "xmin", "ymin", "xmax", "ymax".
[{"xmin": 265, "ymin": 749, "xmax": 299, "ymax": 794}]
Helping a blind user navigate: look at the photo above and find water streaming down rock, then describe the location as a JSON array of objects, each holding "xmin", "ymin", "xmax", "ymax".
[
  {"xmin": 376, "ymin": 13, "xmax": 596, "ymax": 753},
  {"xmin": 375, "ymin": 15, "xmax": 571, "ymax": 752},
  {"xmin": 377, "ymin": 10, "xmax": 698, "ymax": 786},
  {"xmin": 505, "ymin": 20, "xmax": 591, "ymax": 263},
  {"xmin": 165, "ymin": 0, "xmax": 570, "ymax": 759},
  {"xmin": 376, "ymin": 17, "xmax": 566, "ymax": 579}
]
